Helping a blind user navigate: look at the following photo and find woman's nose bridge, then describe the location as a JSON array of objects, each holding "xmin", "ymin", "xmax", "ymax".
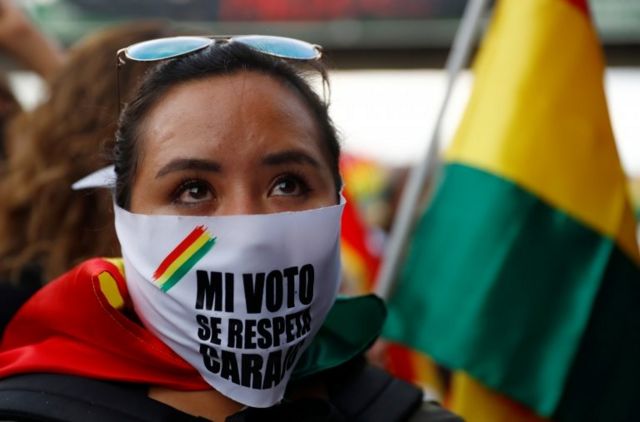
[{"xmin": 221, "ymin": 187, "xmax": 263, "ymax": 215}]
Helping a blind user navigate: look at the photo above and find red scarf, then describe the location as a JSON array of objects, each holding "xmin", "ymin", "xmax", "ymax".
[{"xmin": 0, "ymin": 258, "xmax": 209, "ymax": 390}]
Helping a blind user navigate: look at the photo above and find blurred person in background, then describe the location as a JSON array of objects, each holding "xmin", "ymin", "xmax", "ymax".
[
  {"xmin": 0, "ymin": 0, "xmax": 64, "ymax": 82},
  {"xmin": 0, "ymin": 73, "xmax": 20, "ymax": 154},
  {"xmin": 0, "ymin": 0, "xmax": 65, "ymax": 336},
  {"xmin": 0, "ymin": 21, "xmax": 175, "ymax": 335},
  {"xmin": 0, "ymin": 0, "xmax": 65, "ymax": 155}
]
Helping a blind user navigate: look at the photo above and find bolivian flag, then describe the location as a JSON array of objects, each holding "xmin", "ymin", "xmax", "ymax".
[{"xmin": 384, "ymin": 0, "xmax": 640, "ymax": 421}]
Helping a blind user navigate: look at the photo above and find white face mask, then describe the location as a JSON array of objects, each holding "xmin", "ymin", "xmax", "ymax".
[{"xmin": 113, "ymin": 200, "xmax": 344, "ymax": 408}]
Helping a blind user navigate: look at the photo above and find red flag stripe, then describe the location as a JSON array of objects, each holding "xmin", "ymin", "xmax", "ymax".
[{"xmin": 564, "ymin": 0, "xmax": 589, "ymax": 16}]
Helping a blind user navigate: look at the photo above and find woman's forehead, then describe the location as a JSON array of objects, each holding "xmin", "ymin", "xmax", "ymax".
[
  {"xmin": 137, "ymin": 71, "xmax": 326, "ymax": 166},
  {"xmin": 147, "ymin": 71, "xmax": 317, "ymax": 122}
]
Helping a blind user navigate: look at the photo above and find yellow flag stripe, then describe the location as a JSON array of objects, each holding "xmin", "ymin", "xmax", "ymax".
[
  {"xmin": 156, "ymin": 232, "xmax": 211, "ymax": 286},
  {"xmin": 340, "ymin": 241, "xmax": 373, "ymax": 294},
  {"xmin": 409, "ymin": 351, "xmax": 446, "ymax": 401},
  {"xmin": 449, "ymin": 372, "xmax": 550, "ymax": 422},
  {"xmin": 445, "ymin": 0, "xmax": 639, "ymax": 261}
]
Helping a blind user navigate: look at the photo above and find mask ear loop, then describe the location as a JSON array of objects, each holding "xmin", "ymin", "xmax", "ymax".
[
  {"xmin": 320, "ymin": 66, "xmax": 331, "ymax": 106},
  {"xmin": 308, "ymin": 45, "xmax": 330, "ymax": 105},
  {"xmin": 116, "ymin": 49, "xmax": 127, "ymax": 117},
  {"xmin": 317, "ymin": 46, "xmax": 330, "ymax": 105}
]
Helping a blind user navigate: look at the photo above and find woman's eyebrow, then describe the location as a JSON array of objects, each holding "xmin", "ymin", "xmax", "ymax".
[
  {"xmin": 261, "ymin": 150, "xmax": 320, "ymax": 167},
  {"xmin": 155, "ymin": 158, "xmax": 221, "ymax": 178}
]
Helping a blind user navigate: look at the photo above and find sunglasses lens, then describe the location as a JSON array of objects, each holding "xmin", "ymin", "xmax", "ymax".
[
  {"xmin": 126, "ymin": 36, "xmax": 211, "ymax": 61},
  {"xmin": 234, "ymin": 35, "xmax": 320, "ymax": 60}
]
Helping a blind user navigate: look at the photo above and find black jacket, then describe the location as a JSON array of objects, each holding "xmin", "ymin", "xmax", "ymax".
[{"xmin": 0, "ymin": 358, "xmax": 462, "ymax": 421}]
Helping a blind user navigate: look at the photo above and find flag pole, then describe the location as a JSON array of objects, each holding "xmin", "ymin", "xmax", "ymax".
[{"xmin": 375, "ymin": 0, "xmax": 491, "ymax": 299}]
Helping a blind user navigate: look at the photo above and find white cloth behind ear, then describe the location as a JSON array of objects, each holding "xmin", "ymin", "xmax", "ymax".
[{"xmin": 72, "ymin": 165, "xmax": 116, "ymax": 190}]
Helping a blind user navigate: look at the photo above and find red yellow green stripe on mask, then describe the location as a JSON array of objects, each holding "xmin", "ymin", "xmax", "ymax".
[{"xmin": 153, "ymin": 226, "xmax": 216, "ymax": 292}]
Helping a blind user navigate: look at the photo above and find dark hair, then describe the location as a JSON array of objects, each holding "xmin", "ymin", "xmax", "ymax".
[{"xmin": 114, "ymin": 41, "xmax": 341, "ymax": 209}]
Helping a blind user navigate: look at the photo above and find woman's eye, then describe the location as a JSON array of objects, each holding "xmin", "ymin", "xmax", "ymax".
[
  {"xmin": 269, "ymin": 175, "xmax": 310, "ymax": 197},
  {"xmin": 175, "ymin": 180, "xmax": 213, "ymax": 204}
]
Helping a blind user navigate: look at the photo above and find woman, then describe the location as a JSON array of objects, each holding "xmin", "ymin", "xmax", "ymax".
[{"xmin": 0, "ymin": 36, "xmax": 460, "ymax": 421}]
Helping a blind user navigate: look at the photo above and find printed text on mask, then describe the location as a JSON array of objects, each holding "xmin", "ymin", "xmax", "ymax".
[{"xmin": 195, "ymin": 264, "xmax": 314, "ymax": 389}]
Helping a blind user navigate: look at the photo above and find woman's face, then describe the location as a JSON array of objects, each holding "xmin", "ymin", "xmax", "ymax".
[{"xmin": 129, "ymin": 71, "xmax": 337, "ymax": 216}]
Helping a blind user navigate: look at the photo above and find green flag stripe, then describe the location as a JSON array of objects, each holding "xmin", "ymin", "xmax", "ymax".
[
  {"xmin": 383, "ymin": 163, "xmax": 640, "ymax": 416},
  {"xmin": 553, "ymin": 246, "xmax": 640, "ymax": 421}
]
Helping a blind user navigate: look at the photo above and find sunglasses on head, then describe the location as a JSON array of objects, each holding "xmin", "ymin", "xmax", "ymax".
[
  {"xmin": 118, "ymin": 35, "xmax": 322, "ymax": 63},
  {"xmin": 116, "ymin": 35, "xmax": 324, "ymax": 110}
]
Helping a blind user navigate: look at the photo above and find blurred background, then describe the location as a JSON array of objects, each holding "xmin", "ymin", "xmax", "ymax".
[
  {"xmin": 8, "ymin": 0, "xmax": 640, "ymax": 227},
  {"xmin": 11, "ymin": 1, "xmax": 640, "ymax": 158}
]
